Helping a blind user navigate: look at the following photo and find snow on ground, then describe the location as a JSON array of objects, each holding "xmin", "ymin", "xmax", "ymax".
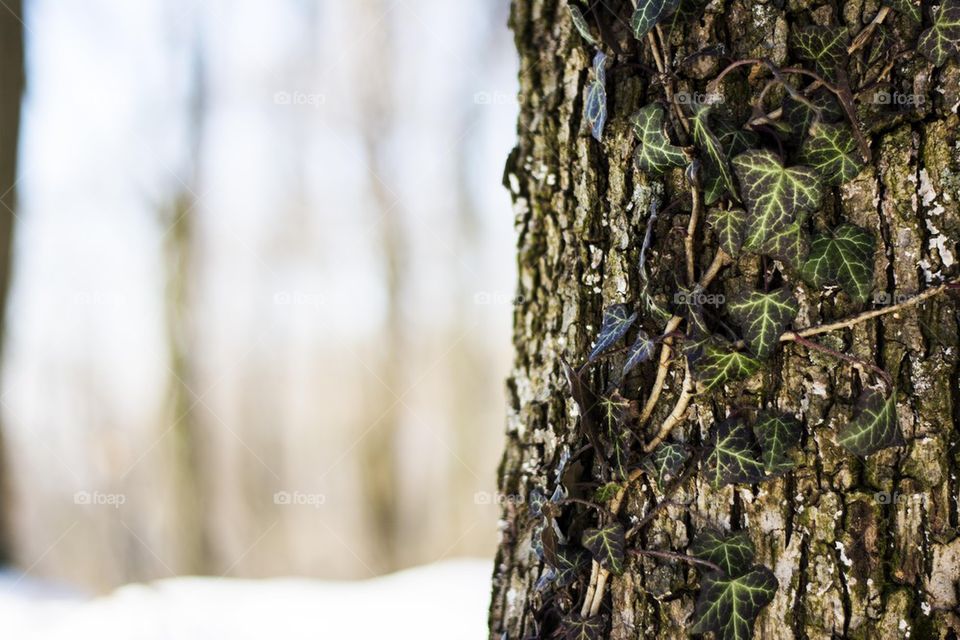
[{"xmin": 0, "ymin": 559, "xmax": 492, "ymax": 639}]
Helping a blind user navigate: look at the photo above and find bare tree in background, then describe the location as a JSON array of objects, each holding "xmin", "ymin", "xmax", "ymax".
[
  {"xmin": 0, "ymin": 0, "xmax": 23, "ymax": 565},
  {"xmin": 354, "ymin": 0, "xmax": 405, "ymax": 573},
  {"xmin": 162, "ymin": 25, "xmax": 211, "ymax": 575}
]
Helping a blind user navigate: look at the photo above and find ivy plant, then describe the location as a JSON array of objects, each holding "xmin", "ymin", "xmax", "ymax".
[{"xmin": 534, "ymin": 4, "xmax": 960, "ymax": 638}]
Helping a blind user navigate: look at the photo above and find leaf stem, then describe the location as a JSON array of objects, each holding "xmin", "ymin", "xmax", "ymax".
[
  {"xmin": 630, "ymin": 548, "xmax": 722, "ymax": 573},
  {"xmin": 788, "ymin": 333, "xmax": 893, "ymax": 387},
  {"xmin": 638, "ymin": 250, "xmax": 730, "ymax": 425},
  {"xmin": 781, "ymin": 280, "xmax": 959, "ymax": 341}
]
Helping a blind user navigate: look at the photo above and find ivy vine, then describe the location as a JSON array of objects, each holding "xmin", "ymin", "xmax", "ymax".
[{"xmin": 525, "ymin": 1, "xmax": 960, "ymax": 639}]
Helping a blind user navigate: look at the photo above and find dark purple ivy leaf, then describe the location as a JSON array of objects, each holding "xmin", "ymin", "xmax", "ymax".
[
  {"xmin": 589, "ymin": 304, "xmax": 638, "ymax": 362},
  {"xmin": 622, "ymin": 330, "xmax": 655, "ymax": 376},
  {"xmin": 586, "ymin": 52, "xmax": 607, "ymax": 141}
]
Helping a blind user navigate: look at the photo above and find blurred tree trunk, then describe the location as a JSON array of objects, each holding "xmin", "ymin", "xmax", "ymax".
[
  {"xmin": 489, "ymin": 1, "xmax": 960, "ymax": 638},
  {"xmin": 163, "ymin": 35, "xmax": 211, "ymax": 575},
  {"xmin": 0, "ymin": 0, "xmax": 23, "ymax": 565},
  {"xmin": 355, "ymin": 0, "xmax": 404, "ymax": 573}
]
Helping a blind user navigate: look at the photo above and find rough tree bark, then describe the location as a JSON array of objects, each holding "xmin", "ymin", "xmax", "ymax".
[
  {"xmin": 0, "ymin": 0, "xmax": 23, "ymax": 566},
  {"xmin": 489, "ymin": 1, "xmax": 960, "ymax": 638}
]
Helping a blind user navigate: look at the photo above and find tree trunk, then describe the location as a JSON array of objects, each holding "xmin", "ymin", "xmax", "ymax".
[
  {"xmin": 489, "ymin": 1, "xmax": 960, "ymax": 638},
  {"xmin": 0, "ymin": 0, "xmax": 23, "ymax": 566}
]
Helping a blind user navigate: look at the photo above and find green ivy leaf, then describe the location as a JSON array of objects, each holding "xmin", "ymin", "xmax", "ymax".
[
  {"xmin": 715, "ymin": 119, "xmax": 758, "ymax": 157},
  {"xmin": 837, "ymin": 389, "xmax": 903, "ymax": 456},
  {"xmin": 622, "ymin": 330, "xmax": 655, "ymax": 376},
  {"xmin": 641, "ymin": 442, "xmax": 690, "ymax": 489},
  {"xmin": 760, "ymin": 215, "xmax": 810, "ymax": 270},
  {"xmin": 882, "ymin": 0, "xmax": 921, "ymax": 22},
  {"xmin": 594, "ymin": 481, "xmax": 621, "ymax": 502},
  {"xmin": 732, "ymin": 149, "xmax": 822, "ymax": 261},
  {"xmin": 582, "ymin": 523, "xmax": 626, "ymax": 574},
  {"xmin": 727, "ymin": 288, "xmax": 799, "ymax": 359},
  {"xmin": 708, "ymin": 208, "xmax": 747, "ymax": 257},
  {"xmin": 632, "ymin": 104, "xmax": 689, "ymax": 175},
  {"xmin": 560, "ymin": 615, "xmax": 606, "ymax": 640},
  {"xmin": 599, "ymin": 392, "xmax": 635, "ymax": 480},
  {"xmin": 631, "ymin": 0, "xmax": 681, "ymax": 39},
  {"xmin": 585, "ymin": 52, "xmax": 607, "ymax": 142},
  {"xmin": 918, "ymin": 0, "xmax": 960, "ymax": 66},
  {"xmin": 691, "ymin": 341, "xmax": 762, "ymax": 391},
  {"xmin": 791, "ymin": 26, "xmax": 849, "ymax": 82},
  {"xmin": 801, "ymin": 223, "xmax": 876, "ymax": 302},
  {"xmin": 551, "ymin": 545, "xmax": 591, "ymax": 587},
  {"xmin": 691, "ymin": 566, "xmax": 779, "ymax": 640},
  {"xmin": 799, "ymin": 122, "xmax": 865, "ymax": 186},
  {"xmin": 704, "ymin": 418, "xmax": 767, "ymax": 488},
  {"xmin": 690, "ymin": 529, "xmax": 755, "ymax": 575},
  {"xmin": 566, "ymin": 2, "xmax": 599, "ymax": 46},
  {"xmin": 589, "ymin": 304, "xmax": 637, "ymax": 361},
  {"xmin": 691, "ymin": 104, "xmax": 740, "ymax": 204},
  {"xmin": 752, "ymin": 412, "xmax": 802, "ymax": 474},
  {"xmin": 782, "ymin": 91, "xmax": 845, "ymax": 146}
]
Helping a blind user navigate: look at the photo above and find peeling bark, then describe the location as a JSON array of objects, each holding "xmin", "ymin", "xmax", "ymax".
[{"xmin": 489, "ymin": 1, "xmax": 960, "ymax": 638}]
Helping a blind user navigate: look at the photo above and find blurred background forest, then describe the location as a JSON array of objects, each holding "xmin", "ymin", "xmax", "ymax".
[{"xmin": 0, "ymin": 0, "xmax": 518, "ymax": 592}]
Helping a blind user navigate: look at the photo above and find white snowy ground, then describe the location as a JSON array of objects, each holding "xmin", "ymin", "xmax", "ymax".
[{"xmin": 0, "ymin": 559, "xmax": 492, "ymax": 639}]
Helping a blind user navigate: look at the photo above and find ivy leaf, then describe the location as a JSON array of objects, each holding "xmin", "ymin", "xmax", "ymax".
[
  {"xmin": 752, "ymin": 412, "xmax": 802, "ymax": 474},
  {"xmin": 704, "ymin": 418, "xmax": 767, "ymax": 488},
  {"xmin": 801, "ymin": 224, "xmax": 876, "ymax": 302},
  {"xmin": 594, "ymin": 481, "xmax": 621, "ymax": 502},
  {"xmin": 782, "ymin": 91, "xmax": 844, "ymax": 146},
  {"xmin": 585, "ymin": 52, "xmax": 608, "ymax": 142},
  {"xmin": 691, "ymin": 104, "xmax": 740, "ymax": 204},
  {"xmin": 691, "ymin": 341, "xmax": 762, "ymax": 391},
  {"xmin": 837, "ymin": 389, "xmax": 903, "ymax": 456},
  {"xmin": 631, "ymin": 0, "xmax": 681, "ymax": 39},
  {"xmin": 561, "ymin": 615, "xmax": 606, "ymax": 640},
  {"xmin": 632, "ymin": 104, "xmax": 689, "ymax": 175},
  {"xmin": 759, "ymin": 216, "xmax": 810, "ymax": 270},
  {"xmin": 566, "ymin": 2, "xmax": 599, "ymax": 47},
  {"xmin": 622, "ymin": 330, "xmax": 655, "ymax": 376},
  {"xmin": 599, "ymin": 392, "xmax": 636, "ymax": 480},
  {"xmin": 918, "ymin": 0, "xmax": 960, "ymax": 66},
  {"xmin": 708, "ymin": 208, "xmax": 747, "ymax": 257},
  {"xmin": 715, "ymin": 119, "xmax": 758, "ymax": 157},
  {"xmin": 589, "ymin": 304, "xmax": 638, "ymax": 361},
  {"xmin": 690, "ymin": 529, "xmax": 755, "ymax": 575},
  {"xmin": 551, "ymin": 545, "xmax": 591, "ymax": 588},
  {"xmin": 641, "ymin": 442, "xmax": 690, "ymax": 489},
  {"xmin": 582, "ymin": 523, "xmax": 626, "ymax": 575},
  {"xmin": 706, "ymin": 117, "xmax": 756, "ymax": 205},
  {"xmin": 882, "ymin": 0, "xmax": 921, "ymax": 23},
  {"xmin": 727, "ymin": 288, "xmax": 798, "ymax": 359},
  {"xmin": 791, "ymin": 26, "xmax": 849, "ymax": 82},
  {"xmin": 691, "ymin": 566, "xmax": 779, "ymax": 640},
  {"xmin": 799, "ymin": 122, "xmax": 864, "ymax": 186},
  {"xmin": 732, "ymin": 150, "xmax": 822, "ymax": 260}
]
